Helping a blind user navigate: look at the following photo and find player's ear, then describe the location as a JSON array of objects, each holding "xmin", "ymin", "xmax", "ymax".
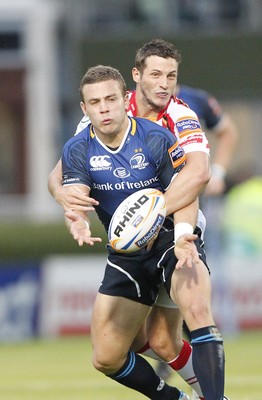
[
  {"xmin": 80, "ymin": 101, "xmax": 87, "ymax": 115},
  {"xmin": 132, "ymin": 67, "xmax": 140, "ymax": 84},
  {"xmin": 124, "ymin": 92, "xmax": 130, "ymax": 111}
]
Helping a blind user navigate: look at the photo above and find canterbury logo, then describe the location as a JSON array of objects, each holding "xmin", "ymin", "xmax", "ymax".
[{"xmin": 90, "ymin": 155, "xmax": 111, "ymax": 168}]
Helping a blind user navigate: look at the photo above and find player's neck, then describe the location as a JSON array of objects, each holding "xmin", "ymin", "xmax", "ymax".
[
  {"xmin": 137, "ymin": 107, "xmax": 158, "ymax": 120},
  {"xmin": 174, "ymin": 84, "xmax": 180, "ymax": 96},
  {"xmin": 136, "ymin": 97, "xmax": 159, "ymax": 120},
  {"xmin": 135, "ymin": 89, "xmax": 160, "ymax": 120}
]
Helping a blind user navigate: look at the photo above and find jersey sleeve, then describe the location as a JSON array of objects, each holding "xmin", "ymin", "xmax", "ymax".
[
  {"xmin": 62, "ymin": 133, "xmax": 92, "ymax": 188},
  {"xmin": 173, "ymin": 105, "xmax": 210, "ymax": 155}
]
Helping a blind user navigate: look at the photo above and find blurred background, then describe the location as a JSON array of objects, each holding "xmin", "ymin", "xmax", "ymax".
[{"xmin": 0, "ymin": 0, "xmax": 262, "ymax": 345}]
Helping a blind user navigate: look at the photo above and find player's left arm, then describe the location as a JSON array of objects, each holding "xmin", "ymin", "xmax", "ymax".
[
  {"xmin": 147, "ymin": 127, "xmax": 209, "ymax": 216},
  {"xmin": 151, "ymin": 130, "xmax": 201, "ymax": 266},
  {"xmin": 164, "ymin": 111, "xmax": 211, "ymax": 215},
  {"xmin": 206, "ymin": 114, "xmax": 238, "ymax": 196},
  {"xmin": 164, "ymin": 150, "xmax": 210, "ymax": 215}
]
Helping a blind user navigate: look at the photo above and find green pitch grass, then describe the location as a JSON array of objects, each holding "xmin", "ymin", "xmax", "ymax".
[{"xmin": 0, "ymin": 330, "xmax": 261, "ymax": 400}]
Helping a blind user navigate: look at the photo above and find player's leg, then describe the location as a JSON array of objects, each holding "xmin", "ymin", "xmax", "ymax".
[
  {"xmin": 91, "ymin": 292, "xmax": 188, "ymax": 400},
  {"xmin": 147, "ymin": 290, "xmax": 184, "ymax": 360},
  {"xmin": 144, "ymin": 285, "xmax": 204, "ymax": 397},
  {"xmin": 91, "ymin": 293, "xmax": 149, "ymax": 373},
  {"xmin": 129, "ymin": 285, "xmax": 204, "ymax": 398},
  {"xmin": 170, "ymin": 259, "xmax": 225, "ymax": 400}
]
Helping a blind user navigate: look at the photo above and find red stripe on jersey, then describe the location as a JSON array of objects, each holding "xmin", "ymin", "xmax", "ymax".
[
  {"xmin": 179, "ymin": 129, "xmax": 203, "ymax": 139},
  {"xmin": 128, "ymin": 91, "xmax": 138, "ymax": 116},
  {"xmin": 182, "ymin": 134, "xmax": 205, "ymax": 144}
]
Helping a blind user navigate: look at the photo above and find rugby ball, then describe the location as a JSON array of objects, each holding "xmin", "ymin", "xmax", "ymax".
[{"xmin": 108, "ymin": 188, "xmax": 166, "ymax": 253}]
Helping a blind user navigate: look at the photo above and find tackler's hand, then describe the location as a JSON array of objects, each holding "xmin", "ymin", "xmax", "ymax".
[{"xmin": 174, "ymin": 233, "xmax": 199, "ymax": 269}]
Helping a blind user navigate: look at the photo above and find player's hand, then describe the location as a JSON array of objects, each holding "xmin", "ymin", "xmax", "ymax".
[
  {"xmin": 54, "ymin": 185, "xmax": 99, "ymax": 212},
  {"xmin": 174, "ymin": 233, "xmax": 200, "ymax": 269},
  {"xmin": 146, "ymin": 237, "xmax": 156, "ymax": 251},
  {"xmin": 204, "ymin": 175, "xmax": 226, "ymax": 196},
  {"xmin": 65, "ymin": 211, "xmax": 102, "ymax": 247}
]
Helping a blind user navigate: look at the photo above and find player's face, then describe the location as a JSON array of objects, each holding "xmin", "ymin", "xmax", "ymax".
[
  {"xmin": 133, "ymin": 55, "xmax": 178, "ymax": 111},
  {"xmin": 80, "ymin": 80, "xmax": 129, "ymax": 143}
]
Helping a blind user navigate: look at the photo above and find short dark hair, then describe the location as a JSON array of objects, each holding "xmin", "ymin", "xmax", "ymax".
[
  {"xmin": 135, "ymin": 38, "xmax": 182, "ymax": 72},
  {"xmin": 79, "ymin": 65, "xmax": 127, "ymax": 101}
]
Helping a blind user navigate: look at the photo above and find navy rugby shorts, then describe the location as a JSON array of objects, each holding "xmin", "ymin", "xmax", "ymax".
[{"xmin": 99, "ymin": 227, "xmax": 207, "ymax": 306}]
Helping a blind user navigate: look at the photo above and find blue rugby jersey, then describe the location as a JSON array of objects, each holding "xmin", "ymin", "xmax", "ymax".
[{"xmin": 62, "ymin": 117, "xmax": 186, "ymax": 231}]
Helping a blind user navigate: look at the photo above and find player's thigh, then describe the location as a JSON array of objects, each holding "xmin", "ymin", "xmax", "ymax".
[
  {"xmin": 147, "ymin": 305, "xmax": 183, "ymax": 344},
  {"xmin": 147, "ymin": 284, "xmax": 182, "ymax": 336},
  {"xmin": 130, "ymin": 321, "xmax": 148, "ymax": 352},
  {"xmin": 145, "ymin": 304, "xmax": 184, "ymax": 358},
  {"xmin": 91, "ymin": 292, "xmax": 150, "ymax": 356}
]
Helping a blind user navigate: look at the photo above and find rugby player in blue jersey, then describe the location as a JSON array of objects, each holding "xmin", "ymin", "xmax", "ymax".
[
  {"xmin": 49, "ymin": 40, "xmax": 232, "ymax": 399},
  {"xmin": 57, "ymin": 64, "xmax": 226, "ymax": 400},
  {"xmin": 48, "ymin": 40, "xmax": 210, "ymax": 399}
]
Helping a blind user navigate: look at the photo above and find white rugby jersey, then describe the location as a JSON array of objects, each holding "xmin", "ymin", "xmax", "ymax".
[{"xmin": 75, "ymin": 91, "xmax": 210, "ymax": 156}]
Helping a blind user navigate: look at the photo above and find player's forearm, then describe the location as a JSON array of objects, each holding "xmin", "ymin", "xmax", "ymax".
[
  {"xmin": 164, "ymin": 152, "xmax": 210, "ymax": 216},
  {"xmin": 213, "ymin": 115, "xmax": 238, "ymax": 172},
  {"xmin": 48, "ymin": 159, "xmax": 63, "ymax": 200},
  {"xmin": 173, "ymin": 198, "xmax": 199, "ymax": 228}
]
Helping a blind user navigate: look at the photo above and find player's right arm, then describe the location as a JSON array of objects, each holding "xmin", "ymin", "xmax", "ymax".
[
  {"xmin": 48, "ymin": 115, "xmax": 95, "ymax": 212},
  {"xmin": 163, "ymin": 103, "xmax": 211, "ymax": 215},
  {"xmin": 65, "ymin": 204, "xmax": 102, "ymax": 247},
  {"xmin": 61, "ymin": 135, "xmax": 102, "ymax": 246},
  {"xmin": 164, "ymin": 150, "xmax": 210, "ymax": 216},
  {"xmin": 148, "ymin": 124, "xmax": 201, "ymax": 267},
  {"xmin": 48, "ymin": 158, "xmax": 98, "ymax": 212}
]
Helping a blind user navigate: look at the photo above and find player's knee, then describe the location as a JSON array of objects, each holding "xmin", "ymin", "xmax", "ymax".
[
  {"xmin": 149, "ymin": 334, "xmax": 183, "ymax": 360},
  {"xmin": 186, "ymin": 298, "xmax": 212, "ymax": 325},
  {"xmin": 92, "ymin": 351, "xmax": 126, "ymax": 375}
]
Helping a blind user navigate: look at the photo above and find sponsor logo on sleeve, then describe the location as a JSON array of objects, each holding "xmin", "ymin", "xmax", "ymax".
[
  {"xmin": 176, "ymin": 117, "xmax": 201, "ymax": 135},
  {"xmin": 168, "ymin": 143, "xmax": 186, "ymax": 168}
]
